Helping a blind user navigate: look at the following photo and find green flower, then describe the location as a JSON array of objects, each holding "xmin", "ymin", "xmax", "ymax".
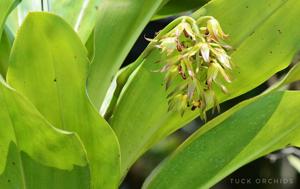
[{"xmin": 153, "ymin": 16, "xmax": 232, "ymax": 119}]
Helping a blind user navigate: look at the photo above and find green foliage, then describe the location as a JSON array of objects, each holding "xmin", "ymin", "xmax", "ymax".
[
  {"xmin": 87, "ymin": 0, "xmax": 164, "ymax": 109},
  {"xmin": 7, "ymin": 12, "xmax": 120, "ymax": 189},
  {"xmin": 0, "ymin": 0, "xmax": 300, "ymax": 188},
  {"xmin": 143, "ymin": 91, "xmax": 300, "ymax": 188},
  {"xmin": 0, "ymin": 77, "xmax": 89, "ymax": 188}
]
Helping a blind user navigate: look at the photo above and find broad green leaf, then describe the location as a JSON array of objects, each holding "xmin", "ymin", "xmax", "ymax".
[
  {"xmin": 87, "ymin": 0, "xmax": 164, "ymax": 109},
  {"xmin": 0, "ymin": 79, "xmax": 89, "ymax": 188},
  {"xmin": 143, "ymin": 91, "xmax": 300, "ymax": 189},
  {"xmin": 0, "ymin": 29, "xmax": 12, "ymax": 77},
  {"xmin": 6, "ymin": 0, "xmax": 100, "ymax": 42},
  {"xmin": 109, "ymin": 0, "xmax": 300, "ymax": 175},
  {"xmin": 0, "ymin": 0, "xmax": 19, "ymax": 39},
  {"xmin": 7, "ymin": 13, "xmax": 120, "ymax": 189}
]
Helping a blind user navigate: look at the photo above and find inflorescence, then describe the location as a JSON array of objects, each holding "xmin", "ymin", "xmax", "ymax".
[{"xmin": 151, "ymin": 16, "xmax": 232, "ymax": 119}]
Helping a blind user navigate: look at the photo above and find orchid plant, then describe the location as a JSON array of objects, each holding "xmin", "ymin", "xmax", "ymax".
[{"xmin": 0, "ymin": 0, "xmax": 300, "ymax": 189}]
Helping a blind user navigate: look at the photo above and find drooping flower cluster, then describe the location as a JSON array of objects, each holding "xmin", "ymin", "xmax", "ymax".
[{"xmin": 152, "ymin": 16, "xmax": 232, "ymax": 119}]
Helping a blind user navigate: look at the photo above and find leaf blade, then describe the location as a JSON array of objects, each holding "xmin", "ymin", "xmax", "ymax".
[
  {"xmin": 86, "ymin": 0, "xmax": 164, "ymax": 109},
  {"xmin": 0, "ymin": 79, "xmax": 89, "ymax": 189},
  {"xmin": 7, "ymin": 12, "xmax": 120, "ymax": 189},
  {"xmin": 143, "ymin": 91, "xmax": 300, "ymax": 189}
]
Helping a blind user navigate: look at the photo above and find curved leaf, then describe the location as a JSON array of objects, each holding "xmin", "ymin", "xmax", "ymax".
[
  {"xmin": 109, "ymin": 0, "xmax": 300, "ymax": 175},
  {"xmin": 7, "ymin": 12, "xmax": 120, "ymax": 189},
  {"xmin": 86, "ymin": 0, "xmax": 164, "ymax": 109},
  {"xmin": 0, "ymin": 79, "xmax": 89, "ymax": 188},
  {"xmin": 143, "ymin": 91, "xmax": 300, "ymax": 188}
]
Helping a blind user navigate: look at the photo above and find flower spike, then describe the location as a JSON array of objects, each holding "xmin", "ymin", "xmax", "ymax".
[{"xmin": 153, "ymin": 16, "xmax": 232, "ymax": 119}]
